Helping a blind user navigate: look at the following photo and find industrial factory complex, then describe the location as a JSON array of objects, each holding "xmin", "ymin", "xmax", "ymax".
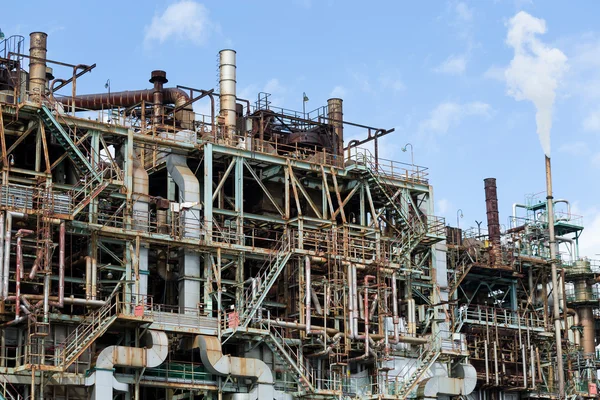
[{"xmin": 0, "ymin": 31, "xmax": 596, "ymax": 400}]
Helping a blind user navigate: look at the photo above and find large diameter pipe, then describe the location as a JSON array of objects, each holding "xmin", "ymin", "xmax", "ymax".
[
  {"xmin": 29, "ymin": 32, "xmax": 48, "ymax": 106},
  {"xmin": 219, "ymin": 49, "xmax": 237, "ymax": 141},
  {"xmin": 580, "ymin": 307, "xmax": 595, "ymax": 358},
  {"xmin": 15, "ymin": 230, "xmax": 34, "ymax": 320},
  {"xmin": 545, "ymin": 156, "xmax": 565, "ymax": 399},
  {"xmin": 149, "ymin": 70, "xmax": 167, "ymax": 125},
  {"xmin": 484, "ymin": 178, "xmax": 501, "ymax": 266},
  {"xmin": 327, "ymin": 98, "xmax": 344, "ymax": 157},
  {"xmin": 364, "ymin": 275, "xmax": 375, "ymax": 356}
]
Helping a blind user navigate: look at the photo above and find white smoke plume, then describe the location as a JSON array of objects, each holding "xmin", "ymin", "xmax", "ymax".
[{"xmin": 504, "ymin": 11, "xmax": 568, "ymax": 157}]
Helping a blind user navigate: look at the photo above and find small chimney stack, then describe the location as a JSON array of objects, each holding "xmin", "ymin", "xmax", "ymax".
[{"xmin": 484, "ymin": 178, "xmax": 501, "ymax": 266}]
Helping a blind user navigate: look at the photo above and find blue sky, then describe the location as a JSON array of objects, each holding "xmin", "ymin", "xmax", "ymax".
[{"xmin": 3, "ymin": 0, "xmax": 600, "ymax": 256}]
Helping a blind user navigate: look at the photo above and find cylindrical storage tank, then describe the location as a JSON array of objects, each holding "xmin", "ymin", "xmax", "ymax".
[
  {"xmin": 219, "ymin": 49, "xmax": 237, "ymax": 141},
  {"xmin": 29, "ymin": 32, "xmax": 48, "ymax": 106},
  {"xmin": 327, "ymin": 98, "xmax": 343, "ymax": 156}
]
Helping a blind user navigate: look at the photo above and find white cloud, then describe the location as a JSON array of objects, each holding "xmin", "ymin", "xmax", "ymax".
[
  {"xmin": 330, "ymin": 86, "xmax": 347, "ymax": 98},
  {"xmin": 434, "ymin": 54, "xmax": 467, "ymax": 75},
  {"xmin": 455, "ymin": 2, "xmax": 473, "ymax": 22},
  {"xmin": 558, "ymin": 141, "xmax": 590, "ymax": 156},
  {"xmin": 264, "ymin": 79, "xmax": 284, "ymax": 95},
  {"xmin": 483, "ymin": 65, "xmax": 506, "ymax": 81},
  {"xmin": 504, "ymin": 11, "xmax": 568, "ymax": 157},
  {"xmin": 583, "ymin": 108, "xmax": 600, "ymax": 132},
  {"xmin": 419, "ymin": 101, "xmax": 491, "ymax": 135},
  {"xmin": 144, "ymin": 1, "xmax": 213, "ymax": 47}
]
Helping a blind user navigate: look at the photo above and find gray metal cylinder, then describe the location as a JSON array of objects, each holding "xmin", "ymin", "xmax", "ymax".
[
  {"xmin": 28, "ymin": 32, "xmax": 47, "ymax": 106},
  {"xmin": 219, "ymin": 49, "xmax": 237, "ymax": 140}
]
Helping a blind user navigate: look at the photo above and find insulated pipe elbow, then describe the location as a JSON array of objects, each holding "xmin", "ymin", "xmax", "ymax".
[
  {"xmin": 96, "ymin": 330, "xmax": 168, "ymax": 369},
  {"xmin": 417, "ymin": 364, "xmax": 477, "ymax": 399},
  {"xmin": 196, "ymin": 335, "xmax": 274, "ymax": 384}
]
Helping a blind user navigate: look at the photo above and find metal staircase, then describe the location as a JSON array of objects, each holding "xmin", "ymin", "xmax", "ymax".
[
  {"xmin": 55, "ymin": 289, "xmax": 119, "ymax": 370},
  {"xmin": 394, "ymin": 333, "xmax": 441, "ymax": 400},
  {"xmin": 38, "ymin": 105, "xmax": 101, "ymax": 182},
  {"xmin": 260, "ymin": 321, "xmax": 315, "ymax": 394},
  {"xmin": 361, "ymin": 156, "xmax": 428, "ymax": 259},
  {"xmin": 0, "ymin": 375, "xmax": 21, "ymax": 400},
  {"xmin": 448, "ymin": 262, "xmax": 473, "ymax": 297},
  {"xmin": 237, "ymin": 235, "xmax": 293, "ymax": 328}
]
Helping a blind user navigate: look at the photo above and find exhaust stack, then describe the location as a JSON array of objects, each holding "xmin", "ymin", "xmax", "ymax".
[
  {"xmin": 29, "ymin": 32, "xmax": 48, "ymax": 106},
  {"xmin": 327, "ymin": 98, "xmax": 344, "ymax": 156},
  {"xmin": 219, "ymin": 49, "xmax": 237, "ymax": 142},
  {"xmin": 484, "ymin": 178, "xmax": 501, "ymax": 266}
]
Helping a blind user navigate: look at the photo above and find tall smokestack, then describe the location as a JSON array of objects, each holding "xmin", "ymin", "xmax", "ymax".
[
  {"xmin": 484, "ymin": 178, "xmax": 501, "ymax": 266},
  {"xmin": 327, "ymin": 98, "xmax": 343, "ymax": 156},
  {"xmin": 219, "ymin": 49, "xmax": 237, "ymax": 142},
  {"xmin": 29, "ymin": 32, "xmax": 48, "ymax": 106}
]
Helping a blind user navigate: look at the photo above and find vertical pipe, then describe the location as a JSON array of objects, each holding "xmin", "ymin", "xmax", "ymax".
[
  {"xmin": 91, "ymin": 257, "xmax": 97, "ymax": 300},
  {"xmin": 327, "ymin": 98, "xmax": 344, "ymax": 157},
  {"xmin": 391, "ymin": 273, "xmax": 399, "ymax": 342},
  {"xmin": 364, "ymin": 275, "xmax": 375, "ymax": 356},
  {"xmin": 0, "ymin": 213, "xmax": 4, "ymax": 300},
  {"xmin": 43, "ymin": 273, "xmax": 50, "ymax": 323},
  {"xmin": 352, "ymin": 265, "xmax": 358, "ymax": 336},
  {"xmin": 58, "ymin": 222, "xmax": 65, "ymax": 307},
  {"xmin": 15, "ymin": 236, "xmax": 22, "ymax": 319},
  {"xmin": 28, "ymin": 32, "xmax": 48, "ymax": 106},
  {"xmin": 3, "ymin": 212, "xmax": 24, "ymax": 299},
  {"xmin": 484, "ymin": 178, "xmax": 501, "ymax": 266},
  {"xmin": 149, "ymin": 70, "xmax": 167, "ymax": 125},
  {"xmin": 347, "ymin": 263, "xmax": 354, "ymax": 338},
  {"xmin": 545, "ymin": 156, "xmax": 565, "ymax": 399},
  {"xmin": 305, "ymin": 256, "xmax": 311, "ymax": 335},
  {"xmin": 219, "ymin": 50, "xmax": 237, "ymax": 142},
  {"xmin": 85, "ymin": 256, "xmax": 92, "ymax": 300}
]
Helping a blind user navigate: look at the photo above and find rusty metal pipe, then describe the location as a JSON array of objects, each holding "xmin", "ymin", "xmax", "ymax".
[
  {"xmin": 545, "ymin": 156, "xmax": 565, "ymax": 398},
  {"xmin": 484, "ymin": 178, "xmax": 501, "ymax": 266},
  {"xmin": 327, "ymin": 98, "xmax": 344, "ymax": 157}
]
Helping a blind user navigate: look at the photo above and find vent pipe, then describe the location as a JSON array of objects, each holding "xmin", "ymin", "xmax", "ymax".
[
  {"xmin": 327, "ymin": 98, "xmax": 344, "ymax": 156},
  {"xmin": 484, "ymin": 178, "xmax": 501, "ymax": 266},
  {"xmin": 29, "ymin": 32, "xmax": 48, "ymax": 106},
  {"xmin": 149, "ymin": 70, "xmax": 167, "ymax": 125},
  {"xmin": 219, "ymin": 50, "xmax": 237, "ymax": 142}
]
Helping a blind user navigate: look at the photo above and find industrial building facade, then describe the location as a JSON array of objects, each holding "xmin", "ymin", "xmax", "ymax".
[{"xmin": 0, "ymin": 32, "xmax": 594, "ymax": 400}]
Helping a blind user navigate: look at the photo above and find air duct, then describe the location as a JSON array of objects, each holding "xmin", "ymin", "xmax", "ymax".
[
  {"xmin": 29, "ymin": 32, "xmax": 47, "ymax": 106},
  {"xmin": 484, "ymin": 178, "xmax": 501, "ymax": 266},
  {"xmin": 197, "ymin": 335, "xmax": 274, "ymax": 400},
  {"xmin": 166, "ymin": 150, "xmax": 201, "ymax": 313},
  {"xmin": 219, "ymin": 49, "xmax": 237, "ymax": 142},
  {"xmin": 417, "ymin": 363, "xmax": 477, "ymax": 400},
  {"xmin": 327, "ymin": 98, "xmax": 344, "ymax": 156},
  {"xmin": 90, "ymin": 330, "xmax": 168, "ymax": 400}
]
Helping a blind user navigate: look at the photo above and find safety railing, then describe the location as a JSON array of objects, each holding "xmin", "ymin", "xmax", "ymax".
[
  {"xmin": 460, "ymin": 305, "xmax": 546, "ymax": 330},
  {"xmin": 346, "ymin": 147, "xmax": 429, "ymax": 184},
  {"xmin": 0, "ymin": 373, "xmax": 22, "ymax": 400}
]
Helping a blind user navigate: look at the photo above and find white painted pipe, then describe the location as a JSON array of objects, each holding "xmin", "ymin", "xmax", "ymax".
[
  {"xmin": 91, "ymin": 257, "xmax": 97, "ymax": 301},
  {"xmin": 219, "ymin": 49, "xmax": 237, "ymax": 141},
  {"xmin": 392, "ymin": 273, "xmax": 399, "ymax": 342},
  {"xmin": 85, "ymin": 256, "xmax": 92, "ymax": 300},
  {"xmin": 3, "ymin": 212, "xmax": 25, "ymax": 299},
  {"xmin": 347, "ymin": 263, "xmax": 354, "ymax": 338}
]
